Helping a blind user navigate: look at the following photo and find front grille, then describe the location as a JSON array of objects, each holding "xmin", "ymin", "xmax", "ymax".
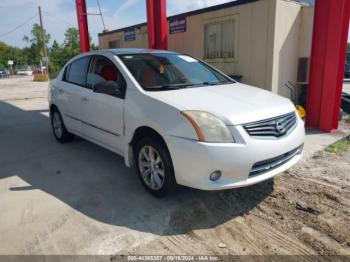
[
  {"xmin": 243, "ymin": 112, "xmax": 297, "ymax": 138},
  {"xmin": 249, "ymin": 145, "xmax": 303, "ymax": 177}
]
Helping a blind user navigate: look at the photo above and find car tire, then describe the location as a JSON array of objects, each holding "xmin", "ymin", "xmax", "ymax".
[
  {"xmin": 51, "ymin": 108, "xmax": 74, "ymax": 143},
  {"xmin": 134, "ymin": 136, "xmax": 177, "ymax": 197}
]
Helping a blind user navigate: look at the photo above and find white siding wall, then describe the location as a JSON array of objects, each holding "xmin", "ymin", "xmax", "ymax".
[{"xmin": 270, "ymin": 1, "xmax": 314, "ymax": 98}]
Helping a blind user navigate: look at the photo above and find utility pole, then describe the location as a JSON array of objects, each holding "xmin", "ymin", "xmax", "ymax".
[{"xmin": 38, "ymin": 6, "xmax": 48, "ymax": 73}]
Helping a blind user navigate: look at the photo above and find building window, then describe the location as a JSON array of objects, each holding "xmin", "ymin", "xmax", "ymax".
[
  {"xmin": 108, "ymin": 40, "xmax": 121, "ymax": 49},
  {"xmin": 204, "ymin": 19, "xmax": 236, "ymax": 60}
]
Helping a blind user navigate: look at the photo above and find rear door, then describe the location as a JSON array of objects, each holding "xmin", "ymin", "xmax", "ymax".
[
  {"xmin": 57, "ymin": 56, "xmax": 91, "ymax": 134},
  {"xmin": 80, "ymin": 55, "xmax": 126, "ymax": 153}
]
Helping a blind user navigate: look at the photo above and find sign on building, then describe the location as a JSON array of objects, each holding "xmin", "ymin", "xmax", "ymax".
[
  {"xmin": 124, "ymin": 28, "xmax": 136, "ymax": 42},
  {"xmin": 169, "ymin": 17, "xmax": 187, "ymax": 34}
]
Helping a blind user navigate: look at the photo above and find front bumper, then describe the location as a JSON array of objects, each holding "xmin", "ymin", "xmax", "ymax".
[{"xmin": 164, "ymin": 117, "xmax": 305, "ymax": 190}]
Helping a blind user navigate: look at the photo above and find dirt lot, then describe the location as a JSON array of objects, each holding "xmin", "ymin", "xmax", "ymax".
[
  {"xmin": 0, "ymin": 77, "xmax": 349, "ymax": 258},
  {"xmin": 129, "ymin": 148, "xmax": 350, "ymax": 257}
]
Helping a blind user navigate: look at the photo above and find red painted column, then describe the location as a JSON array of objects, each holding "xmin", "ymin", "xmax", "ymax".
[
  {"xmin": 146, "ymin": 0, "xmax": 156, "ymax": 49},
  {"xmin": 306, "ymin": 0, "xmax": 350, "ymax": 132},
  {"xmin": 76, "ymin": 0, "xmax": 90, "ymax": 52},
  {"xmin": 146, "ymin": 0, "xmax": 168, "ymax": 50},
  {"xmin": 333, "ymin": 0, "xmax": 350, "ymax": 128},
  {"xmin": 154, "ymin": 0, "xmax": 168, "ymax": 50}
]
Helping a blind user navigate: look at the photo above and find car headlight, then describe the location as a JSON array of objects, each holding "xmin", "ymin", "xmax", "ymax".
[{"xmin": 181, "ymin": 111, "xmax": 235, "ymax": 143}]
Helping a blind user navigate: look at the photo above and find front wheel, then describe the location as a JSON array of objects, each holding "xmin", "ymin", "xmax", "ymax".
[{"xmin": 135, "ymin": 137, "xmax": 177, "ymax": 197}]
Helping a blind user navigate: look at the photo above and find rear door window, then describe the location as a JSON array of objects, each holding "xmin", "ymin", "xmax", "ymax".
[{"xmin": 66, "ymin": 56, "xmax": 90, "ymax": 86}]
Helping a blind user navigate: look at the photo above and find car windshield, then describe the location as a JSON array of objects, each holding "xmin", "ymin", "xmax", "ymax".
[{"xmin": 118, "ymin": 53, "xmax": 234, "ymax": 91}]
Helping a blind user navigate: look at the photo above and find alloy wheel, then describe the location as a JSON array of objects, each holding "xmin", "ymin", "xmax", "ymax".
[{"xmin": 138, "ymin": 145, "xmax": 165, "ymax": 190}]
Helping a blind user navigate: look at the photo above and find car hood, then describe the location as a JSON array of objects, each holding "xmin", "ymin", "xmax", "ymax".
[{"xmin": 148, "ymin": 83, "xmax": 296, "ymax": 125}]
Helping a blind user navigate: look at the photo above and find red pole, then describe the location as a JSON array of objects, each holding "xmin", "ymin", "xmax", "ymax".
[
  {"xmin": 154, "ymin": 0, "xmax": 168, "ymax": 50},
  {"xmin": 146, "ymin": 0, "xmax": 167, "ymax": 50},
  {"xmin": 306, "ymin": 0, "xmax": 350, "ymax": 132},
  {"xmin": 146, "ymin": 0, "xmax": 156, "ymax": 49},
  {"xmin": 76, "ymin": 0, "xmax": 90, "ymax": 52},
  {"xmin": 332, "ymin": 0, "xmax": 350, "ymax": 128}
]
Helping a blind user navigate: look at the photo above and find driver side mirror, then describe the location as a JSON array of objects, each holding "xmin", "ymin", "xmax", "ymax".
[{"xmin": 93, "ymin": 81, "xmax": 122, "ymax": 97}]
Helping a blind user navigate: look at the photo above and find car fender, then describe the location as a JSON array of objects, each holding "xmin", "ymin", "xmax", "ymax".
[{"xmin": 123, "ymin": 88, "xmax": 199, "ymax": 167}]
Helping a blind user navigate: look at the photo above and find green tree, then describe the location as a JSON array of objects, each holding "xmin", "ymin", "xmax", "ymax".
[
  {"xmin": 23, "ymin": 23, "xmax": 50, "ymax": 47},
  {"xmin": 48, "ymin": 27, "xmax": 82, "ymax": 76},
  {"xmin": 91, "ymin": 42, "xmax": 99, "ymax": 51},
  {"xmin": 22, "ymin": 23, "xmax": 51, "ymax": 66},
  {"xmin": 0, "ymin": 25, "xmax": 99, "ymax": 76},
  {"xmin": 48, "ymin": 40, "xmax": 63, "ymax": 74},
  {"xmin": 0, "ymin": 41, "xmax": 27, "ymax": 69},
  {"xmin": 63, "ymin": 27, "xmax": 99, "ymax": 51},
  {"xmin": 64, "ymin": 27, "xmax": 80, "ymax": 50}
]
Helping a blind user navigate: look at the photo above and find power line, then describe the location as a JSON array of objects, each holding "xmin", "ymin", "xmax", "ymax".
[
  {"xmin": 96, "ymin": 0, "xmax": 106, "ymax": 31},
  {"xmin": 0, "ymin": 13, "xmax": 38, "ymax": 38},
  {"xmin": 85, "ymin": 0, "xmax": 107, "ymax": 31}
]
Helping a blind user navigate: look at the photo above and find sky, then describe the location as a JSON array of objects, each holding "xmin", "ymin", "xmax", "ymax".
[
  {"xmin": 0, "ymin": 0, "xmax": 349, "ymax": 48},
  {"xmin": 0, "ymin": 0, "xmax": 237, "ymax": 47}
]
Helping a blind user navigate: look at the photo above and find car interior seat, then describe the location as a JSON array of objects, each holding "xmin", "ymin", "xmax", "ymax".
[{"xmin": 101, "ymin": 65, "xmax": 119, "ymax": 82}]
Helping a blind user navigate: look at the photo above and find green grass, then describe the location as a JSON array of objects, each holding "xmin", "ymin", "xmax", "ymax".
[{"xmin": 325, "ymin": 137, "xmax": 350, "ymax": 154}]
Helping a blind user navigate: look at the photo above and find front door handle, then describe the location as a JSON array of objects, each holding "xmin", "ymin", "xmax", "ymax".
[
  {"xmin": 58, "ymin": 88, "xmax": 64, "ymax": 94},
  {"xmin": 81, "ymin": 98, "xmax": 89, "ymax": 102}
]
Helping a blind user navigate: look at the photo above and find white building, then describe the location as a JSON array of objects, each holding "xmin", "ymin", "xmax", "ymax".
[{"xmin": 99, "ymin": 0, "xmax": 314, "ymax": 100}]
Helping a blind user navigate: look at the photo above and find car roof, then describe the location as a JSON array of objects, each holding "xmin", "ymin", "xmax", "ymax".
[
  {"xmin": 68, "ymin": 48, "xmax": 180, "ymax": 65},
  {"xmin": 109, "ymin": 48, "xmax": 178, "ymax": 55},
  {"xmin": 82, "ymin": 48, "xmax": 178, "ymax": 56}
]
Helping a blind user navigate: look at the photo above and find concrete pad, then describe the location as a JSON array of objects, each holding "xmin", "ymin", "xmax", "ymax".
[
  {"xmin": 301, "ymin": 82, "xmax": 350, "ymax": 159},
  {"xmin": 1, "ymin": 97, "xmax": 271, "ymax": 255},
  {"xmin": 0, "ymin": 76, "xmax": 48, "ymax": 101},
  {"xmin": 303, "ymin": 128, "xmax": 349, "ymax": 160},
  {"xmin": 0, "ymin": 98, "xmax": 170, "ymax": 254}
]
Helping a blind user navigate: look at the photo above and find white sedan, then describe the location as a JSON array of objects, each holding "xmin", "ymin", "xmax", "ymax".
[
  {"xmin": 49, "ymin": 49, "xmax": 305, "ymax": 197},
  {"xmin": 16, "ymin": 67, "xmax": 33, "ymax": 76}
]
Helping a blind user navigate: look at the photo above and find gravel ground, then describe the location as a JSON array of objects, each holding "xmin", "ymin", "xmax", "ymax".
[{"xmin": 128, "ymin": 147, "xmax": 350, "ymax": 257}]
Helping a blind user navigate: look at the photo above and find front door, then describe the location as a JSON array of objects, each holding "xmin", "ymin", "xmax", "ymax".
[{"xmin": 80, "ymin": 55, "xmax": 126, "ymax": 153}]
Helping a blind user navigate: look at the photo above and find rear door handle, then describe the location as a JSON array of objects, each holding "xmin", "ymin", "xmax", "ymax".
[
  {"xmin": 81, "ymin": 98, "xmax": 89, "ymax": 102},
  {"xmin": 58, "ymin": 88, "xmax": 64, "ymax": 94}
]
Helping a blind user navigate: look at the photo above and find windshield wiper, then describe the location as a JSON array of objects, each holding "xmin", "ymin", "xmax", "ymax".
[
  {"xmin": 144, "ymin": 83, "xmax": 195, "ymax": 91},
  {"xmin": 144, "ymin": 81, "xmax": 234, "ymax": 91},
  {"xmin": 200, "ymin": 80, "xmax": 234, "ymax": 86}
]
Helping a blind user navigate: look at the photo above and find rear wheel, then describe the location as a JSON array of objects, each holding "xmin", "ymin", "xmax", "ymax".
[
  {"xmin": 51, "ymin": 109, "xmax": 74, "ymax": 143},
  {"xmin": 135, "ymin": 137, "xmax": 177, "ymax": 197}
]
